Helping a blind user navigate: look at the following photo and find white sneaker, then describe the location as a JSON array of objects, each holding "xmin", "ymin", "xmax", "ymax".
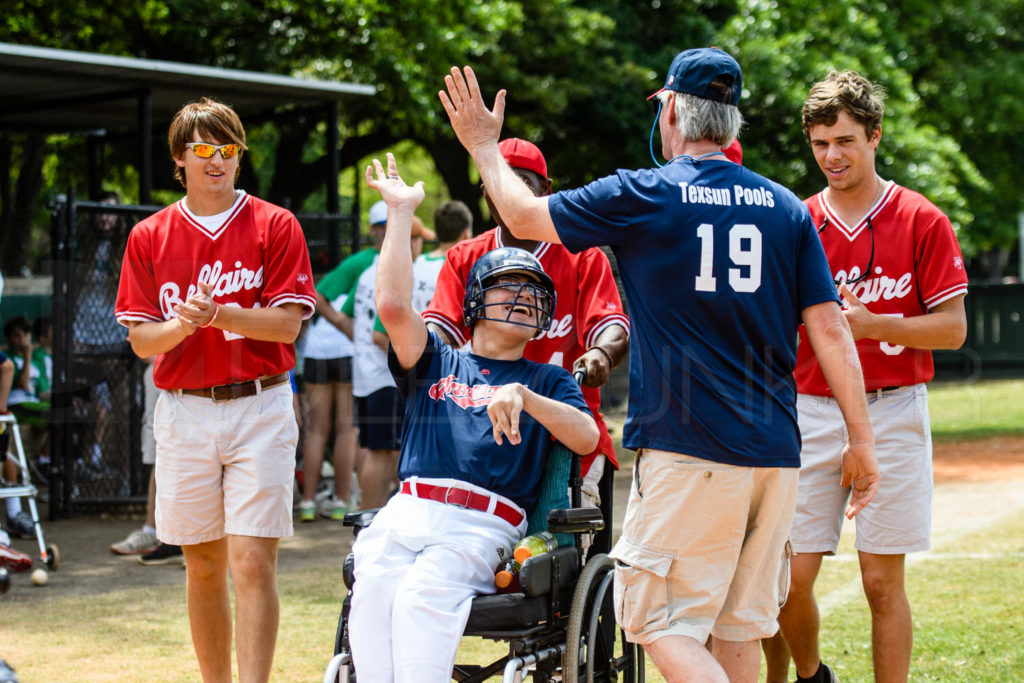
[
  {"xmin": 318, "ymin": 495, "xmax": 338, "ymax": 519},
  {"xmin": 299, "ymin": 500, "xmax": 316, "ymax": 522},
  {"xmin": 110, "ymin": 528, "xmax": 159, "ymax": 555}
]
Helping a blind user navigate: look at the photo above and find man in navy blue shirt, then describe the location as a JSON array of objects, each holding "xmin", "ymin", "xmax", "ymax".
[
  {"xmin": 348, "ymin": 152, "xmax": 599, "ymax": 682},
  {"xmin": 440, "ymin": 49, "xmax": 879, "ymax": 681}
]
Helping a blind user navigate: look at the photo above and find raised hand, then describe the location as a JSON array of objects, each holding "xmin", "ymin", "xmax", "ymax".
[
  {"xmin": 438, "ymin": 66, "xmax": 506, "ymax": 155},
  {"xmin": 365, "ymin": 152, "xmax": 425, "ymax": 211}
]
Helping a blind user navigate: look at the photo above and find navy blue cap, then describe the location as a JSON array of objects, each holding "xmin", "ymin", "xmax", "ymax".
[{"xmin": 648, "ymin": 47, "xmax": 742, "ymax": 106}]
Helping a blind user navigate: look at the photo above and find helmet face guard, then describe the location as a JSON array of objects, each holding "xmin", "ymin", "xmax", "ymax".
[{"xmin": 463, "ymin": 248, "xmax": 556, "ymax": 337}]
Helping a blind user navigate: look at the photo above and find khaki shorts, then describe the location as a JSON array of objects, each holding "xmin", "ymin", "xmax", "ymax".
[
  {"xmin": 141, "ymin": 364, "xmax": 159, "ymax": 466},
  {"xmin": 610, "ymin": 449, "xmax": 797, "ymax": 645},
  {"xmin": 791, "ymin": 384, "xmax": 932, "ymax": 555},
  {"xmin": 153, "ymin": 383, "xmax": 298, "ymax": 545}
]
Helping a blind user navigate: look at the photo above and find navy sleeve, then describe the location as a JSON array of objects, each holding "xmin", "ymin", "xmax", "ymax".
[
  {"xmin": 795, "ymin": 209, "xmax": 841, "ymax": 311},
  {"xmin": 548, "ymin": 171, "xmax": 637, "ymax": 254},
  {"xmin": 531, "ymin": 363, "xmax": 589, "ymax": 414},
  {"xmin": 387, "ymin": 331, "xmax": 442, "ymax": 400}
]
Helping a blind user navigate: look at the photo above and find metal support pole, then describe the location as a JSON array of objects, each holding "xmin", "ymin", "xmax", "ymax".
[
  {"xmin": 1018, "ymin": 211, "xmax": 1024, "ymax": 281},
  {"xmin": 326, "ymin": 102, "xmax": 341, "ymax": 266},
  {"xmin": 86, "ymin": 134, "xmax": 102, "ymax": 199},
  {"xmin": 137, "ymin": 90, "xmax": 152, "ymax": 205}
]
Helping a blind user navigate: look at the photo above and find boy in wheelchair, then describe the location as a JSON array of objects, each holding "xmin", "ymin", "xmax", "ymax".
[{"xmin": 352, "ymin": 153, "xmax": 599, "ymax": 682}]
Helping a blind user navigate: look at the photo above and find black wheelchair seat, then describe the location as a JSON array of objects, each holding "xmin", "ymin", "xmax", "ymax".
[{"xmin": 463, "ymin": 546, "xmax": 579, "ymax": 635}]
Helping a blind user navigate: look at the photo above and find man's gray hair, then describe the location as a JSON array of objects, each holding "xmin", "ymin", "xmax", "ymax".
[{"xmin": 658, "ymin": 89, "xmax": 744, "ymax": 147}]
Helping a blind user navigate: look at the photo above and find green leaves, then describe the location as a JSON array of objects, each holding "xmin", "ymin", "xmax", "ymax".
[{"xmin": 2, "ymin": 0, "xmax": 1021, "ymax": 269}]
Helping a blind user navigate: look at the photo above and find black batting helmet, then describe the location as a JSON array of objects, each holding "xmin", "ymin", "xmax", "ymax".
[{"xmin": 462, "ymin": 247, "xmax": 555, "ymax": 336}]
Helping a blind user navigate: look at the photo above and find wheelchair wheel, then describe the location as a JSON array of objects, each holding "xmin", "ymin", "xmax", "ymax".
[
  {"xmin": 565, "ymin": 554, "xmax": 643, "ymax": 682},
  {"xmin": 328, "ymin": 593, "xmax": 356, "ymax": 683}
]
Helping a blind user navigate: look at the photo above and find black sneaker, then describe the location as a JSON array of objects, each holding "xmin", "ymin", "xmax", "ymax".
[
  {"xmin": 6, "ymin": 511, "xmax": 35, "ymax": 539},
  {"xmin": 797, "ymin": 662, "xmax": 839, "ymax": 683},
  {"xmin": 137, "ymin": 543, "xmax": 183, "ymax": 566}
]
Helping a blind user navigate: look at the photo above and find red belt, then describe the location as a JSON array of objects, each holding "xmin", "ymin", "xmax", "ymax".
[
  {"xmin": 400, "ymin": 481, "xmax": 524, "ymax": 528},
  {"xmin": 180, "ymin": 373, "xmax": 290, "ymax": 402}
]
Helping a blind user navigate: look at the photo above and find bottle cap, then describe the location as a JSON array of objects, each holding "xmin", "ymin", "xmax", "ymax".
[{"xmin": 495, "ymin": 571, "xmax": 514, "ymax": 589}]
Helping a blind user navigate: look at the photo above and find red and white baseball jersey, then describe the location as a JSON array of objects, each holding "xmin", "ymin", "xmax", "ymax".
[
  {"xmin": 116, "ymin": 192, "xmax": 316, "ymax": 390},
  {"xmin": 422, "ymin": 228, "xmax": 630, "ymax": 468},
  {"xmin": 795, "ymin": 182, "xmax": 968, "ymax": 395}
]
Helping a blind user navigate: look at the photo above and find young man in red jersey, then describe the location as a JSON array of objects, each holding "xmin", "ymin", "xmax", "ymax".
[
  {"xmin": 116, "ymin": 98, "xmax": 315, "ymax": 683},
  {"xmin": 769, "ymin": 71, "xmax": 968, "ymax": 683}
]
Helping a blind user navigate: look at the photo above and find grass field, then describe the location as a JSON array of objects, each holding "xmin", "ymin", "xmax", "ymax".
[
  {"xmin": 1, "ymin": 379, "xmax": 1021, "ymax": 681},
  {"xmin": 928, "ymin": 378, "xmax": 1024, "ymax": 440}
]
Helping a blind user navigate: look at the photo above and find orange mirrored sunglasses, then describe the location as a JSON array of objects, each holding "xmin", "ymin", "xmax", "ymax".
[{"xmin": 185, "ymin": 142, "xmax": 242, "ymax": 159}]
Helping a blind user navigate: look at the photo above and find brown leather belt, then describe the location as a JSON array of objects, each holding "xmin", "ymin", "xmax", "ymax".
[
  {"xmin": 400, "ymin": 481, "xmax": 524, "ymax": 528},
  {"xmin": 180, "ymin": 373, "xmax": 290, "ymax": 402}
]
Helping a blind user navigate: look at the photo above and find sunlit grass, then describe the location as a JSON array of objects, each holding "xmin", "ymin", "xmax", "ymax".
[{"xmin": 928, "ymin": 379, "xmax": 1024, "ymax": 440}]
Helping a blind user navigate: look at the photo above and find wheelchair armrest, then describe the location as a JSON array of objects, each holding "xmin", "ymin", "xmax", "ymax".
[
  {"xmin": 342, "ymin": 509, "xmax": 380, "ymax": 531},
  {"xmin": 546, "ymin": 506, "xmax": 605, "ymax": 535},
  {"xmin": 519, "ymin": 546, "xmax": 579, "ymax": 598},
  {"xmin": 342, "ymin": 553, "xmax": 356, "ymax": 590}
]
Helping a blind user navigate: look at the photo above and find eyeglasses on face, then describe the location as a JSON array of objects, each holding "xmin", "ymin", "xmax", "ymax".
[{"xmin": 185, "ymin": 142, "xmax": 242, "ymax": 159}]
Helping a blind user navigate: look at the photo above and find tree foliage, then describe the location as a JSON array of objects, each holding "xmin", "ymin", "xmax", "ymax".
[{"xmin": 1, "ymin": 0, "xmax": 1020, "ymax": 274}]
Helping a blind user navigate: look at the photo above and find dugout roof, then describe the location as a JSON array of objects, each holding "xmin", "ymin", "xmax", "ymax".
[
  {"xmin": 0, "ymin": 42, "xmax": 374, "ymax": 134},
  {"xmin": 0, "ymin": 42, "xmax": 374, "ymax": 205}
]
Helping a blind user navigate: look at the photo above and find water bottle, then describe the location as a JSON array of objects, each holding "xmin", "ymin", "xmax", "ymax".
[
  {"xmin": 494, "ymin": 559, "xmax": 522, "ymax": 594},
  {"xmin": 512, "ymin": 531, "xmax": 558, "ymax": 564}
]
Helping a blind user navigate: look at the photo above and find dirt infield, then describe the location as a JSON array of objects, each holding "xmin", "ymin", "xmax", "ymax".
[
  {"xmin": 932, "ymin": 434, "xmax": 1024, "ymax": 482},
  {"xmin": 2, "ymin": 435, "xmax": 1022, "ymax": 601}
]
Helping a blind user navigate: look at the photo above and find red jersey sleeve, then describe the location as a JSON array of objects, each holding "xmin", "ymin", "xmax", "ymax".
[
  {"xmin": 260, "ymin": 206, "xmax": 316, "ymax": 318},
  {"xmin": 422, "ymin": 251, "xmax": 471, "ymax": 345},
  {"xmin": 576, "ymin": 248, "xmax": 630, "ymax": 348},
  {"xmin": 914, "ymin": 210, "xmax": 968, "ymax": 309},
  {"xmin": 422, "ymin": 234, "xmax": 493, "ymax": 346},
  {"xmin": 115, "ymin": 221, "xmax": 163, "ymax": 325}
]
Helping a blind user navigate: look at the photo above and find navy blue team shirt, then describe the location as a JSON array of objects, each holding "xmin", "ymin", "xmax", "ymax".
[
  {"xmin": 549, "ymin": 158, "xmax": 839, "ymax": 468},
  {"xmin": 388, "ymin": 332, "xmax": 589, "ymax": 511}
]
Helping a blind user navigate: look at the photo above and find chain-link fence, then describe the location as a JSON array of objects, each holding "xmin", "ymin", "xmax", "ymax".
[{"xmin": 47, "ymin": 193, "xmax": 358, "ymax": 516}]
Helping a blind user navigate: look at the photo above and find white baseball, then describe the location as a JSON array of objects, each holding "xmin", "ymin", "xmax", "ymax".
[{"xmin": 31, "ymin": 568, "xmax": 48, "ymax": 586}]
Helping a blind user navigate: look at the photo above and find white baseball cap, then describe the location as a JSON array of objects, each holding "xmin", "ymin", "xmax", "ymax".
[{"xmin": 369, "ymin": 200, "xmax": 388, "ymax": 226}]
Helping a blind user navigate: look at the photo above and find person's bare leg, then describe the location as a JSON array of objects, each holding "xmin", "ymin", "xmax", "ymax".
[
  {"xmin": 229, "ymin": 535, "xmax": 281, "ymax": 683},
  {"xmin": 778, "ymin": 551, "xmax": 826, "ymax": 678},
  {"xmin": 301, "ymin": 383, "xmax": 333, "ymax": 504},
  {"xmin": 859, "ymin": 552, "xmax": 912, "ymax": 683},
  {"xmin": 645, "ymin": 635, "xmax": 729, "ymax": 683},
  {"xmin": 146, "ymin": 469, "xmax": 157, "ymax": 529},
  {"xmin": 2, "ymin": 454, "xmax": 16, "ymax": 483},
  {"xmin": 359, "ymin": 449, "xmax": 399, "ymax": 509},
  {"xmin": 761, "ymin": 631, "xmax": 792, "ymax": 683},
  {"xmin": 331, "ymin": 382, "xmax": 356, "ymax": 504},
  {"xmin": 184, "ymin": 538, "xmax": 232, "ymax": 683},
  {"xmin": 710, "ymin": 637, "xmax": 761, "ymax": 683}
]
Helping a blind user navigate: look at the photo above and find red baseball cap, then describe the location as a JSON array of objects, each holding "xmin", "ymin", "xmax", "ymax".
[{"xmin": 498, "ymin": 138, "xmax": 548, "ymax": 180}]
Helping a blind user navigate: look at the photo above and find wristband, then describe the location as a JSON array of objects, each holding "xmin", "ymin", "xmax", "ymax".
[
  {"xmin": 588, "ymin": 345, "xmax": 614, "ymax": 367},
  {"xmin": 202, "ymin": 303, "xmax": 220, "ymax": 328}
]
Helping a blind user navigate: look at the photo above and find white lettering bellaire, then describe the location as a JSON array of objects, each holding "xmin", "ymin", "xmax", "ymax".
[{"xmin": 158, "ymin": 260, "xmax": 264, "ymax": 319}]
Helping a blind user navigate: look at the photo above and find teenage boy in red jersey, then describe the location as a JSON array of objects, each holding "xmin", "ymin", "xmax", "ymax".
[{"xmin": 116, "ymin": 98, "xmax": 315, "ymax": 683}]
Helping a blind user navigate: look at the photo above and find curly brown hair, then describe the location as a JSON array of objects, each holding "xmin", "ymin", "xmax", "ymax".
[
  {"xmin": 168, "ymin": 98, "xmax": 248, "ymax": 188},
  {"xmin": 802, "ymin": 70, "xmax": 885, "ymax": 141}
]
